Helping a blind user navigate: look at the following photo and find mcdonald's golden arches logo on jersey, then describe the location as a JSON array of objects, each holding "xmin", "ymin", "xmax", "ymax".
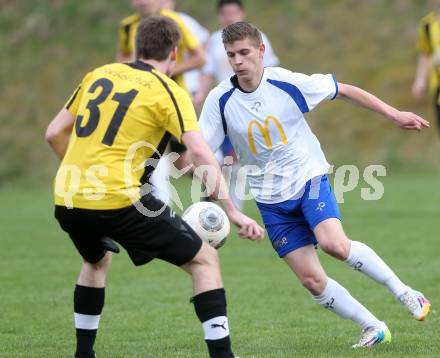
[{"xmin": 247, "ymin": 115, "xmax": 288, "ymax": 155}]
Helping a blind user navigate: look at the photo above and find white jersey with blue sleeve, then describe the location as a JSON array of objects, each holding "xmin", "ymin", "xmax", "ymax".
[{"xmin": 199, "ymin": 67, "xmax": 338, "ymax": 204}]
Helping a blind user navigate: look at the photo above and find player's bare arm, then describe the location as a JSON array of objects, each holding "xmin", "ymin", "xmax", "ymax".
[
  {"xmin": 412, "ymin": 53, "xmax": 431, "ymax": 100},
  {"xmin": 182, "ymin": 130, "xmax": 264, "ymax": 241},
  {"xmin": 337, "ymin": 82, "xmax": 430, "ymax": 131},
  {"xmin": 171, "ymin": 45, "xmax": 206, "ymax": 77},
  {"xmin": 45, "ymin": 108, "xmax": 75, "ymax": 160},
  {"xmin": 193, "ymin": 74, "xmax": 214, "ymax": 109}
]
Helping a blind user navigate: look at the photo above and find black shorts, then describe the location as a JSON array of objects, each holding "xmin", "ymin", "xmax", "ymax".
[
  {"xmin": 169, "ymin": 136, "xmax": 186, "ymax": 154},
  {"xmin": 54, "ymin": 194, "xmax": 202, "ymax": 266}
]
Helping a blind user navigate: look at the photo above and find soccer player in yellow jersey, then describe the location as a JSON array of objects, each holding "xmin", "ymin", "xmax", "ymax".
[
  {"xmin": 46, "ymin": 16, "xmax": 263, "ymax": 358},
  {"xmin": 413, "ymin": 10, "xmax": 440, "ymax": 135}
]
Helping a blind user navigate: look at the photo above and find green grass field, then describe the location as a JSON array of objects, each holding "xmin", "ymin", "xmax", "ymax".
[{"xmin": 1, "ymin": 173, "xmax": 439, "ymax": 357}]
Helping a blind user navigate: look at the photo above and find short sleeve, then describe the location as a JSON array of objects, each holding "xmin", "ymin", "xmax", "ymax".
[
  {"xmin": 163, "ymin": 10, "xmax": 200, "ymax": 52},
  {"xmin": 64, "ymin": 72, "xmax": 92, "ymax": 116},
  {"xmin": 292, "ymin": 72, "xmax": 338, "ymax": 111},
  {"xmin": 179, "ymin": 12, "xmax": 210, "ymax": 44},
  {"xmin": 162, "ymin": 81, "xmax": 199, "ymax": 142},
  {"xmin": 199, "ymin": 91, "xmax": 225, "ymax": 153},
  {"xmin": 416, "ymin": 22, "xmax": 432, "ymax": 55}
]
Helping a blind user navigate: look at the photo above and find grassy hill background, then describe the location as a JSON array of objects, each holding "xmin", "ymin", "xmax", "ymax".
[{"xmin": 1, "ymin": 0, "xmax": 440, "ymax": 186}]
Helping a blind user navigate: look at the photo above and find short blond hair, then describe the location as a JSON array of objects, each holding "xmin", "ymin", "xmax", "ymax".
[{"xmin": 222, "ymin": 21, "xmax": 262, "ymax": 47}]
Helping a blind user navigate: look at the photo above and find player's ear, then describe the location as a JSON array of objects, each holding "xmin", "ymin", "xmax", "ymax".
[
  {"xmin": 170, "ymin": 46, "xmax": 178, "ymax": 62},
  {"xmin": 258, "ymin": 43, "xmax": 266, "ymax": 59}
]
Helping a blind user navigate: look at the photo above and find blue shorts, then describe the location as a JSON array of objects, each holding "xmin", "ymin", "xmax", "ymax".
[{"xmin": 256, "ymin": 175, "xmax": 341, "ymax": 258}]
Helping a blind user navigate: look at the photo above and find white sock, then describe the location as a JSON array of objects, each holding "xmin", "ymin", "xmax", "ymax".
[
  {"xmin": 345, "ymin": 241, "xmax": 408, "ymax": 298},
  {"xmin": 313, "ymin": 277, "xmax": 379, "ymax": 329}
]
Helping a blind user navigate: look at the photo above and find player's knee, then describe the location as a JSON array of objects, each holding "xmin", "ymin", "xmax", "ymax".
[
  {"xmin": 300, "ymin": 274, "xmax": 326, "ymax": 295},
  {"xmin": 86, "ymin": 252, "xmax": 112, "ymax": 272},
  {"xmin": 186, "ymin": 243, "xmax": 219, "ymax": 274},
  {"xmin": 198, "ymin": 244, "xmax": 220, "ymax": 268},
  {"xmin": 319, "ymin": 236, "xmax": 350, "ymax": 260}
]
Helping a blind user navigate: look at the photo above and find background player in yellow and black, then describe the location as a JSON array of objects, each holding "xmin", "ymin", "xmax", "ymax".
[
  {"xmin": 118, "ymin": 0, "xmax": 205, "ymax": 92},
  {"xmin": 46, "ymin": 16, "xmax": 264, "ymax": 358},
  {"xmin": 412, "ymin": 10, "xmax": 440, "ymax": 136},
  {"xmin": 118, "ymin": 0, "xmax": 207, "ymax": 204}
]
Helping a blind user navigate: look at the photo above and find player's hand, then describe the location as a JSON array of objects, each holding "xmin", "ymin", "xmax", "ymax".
[
  {"xmin": 226, "ymin": 209, "xmax": 264, "ymax": 242},
  {"xmin": 392, "ymin": 111, "xmax": 430, "ymax": 131}
]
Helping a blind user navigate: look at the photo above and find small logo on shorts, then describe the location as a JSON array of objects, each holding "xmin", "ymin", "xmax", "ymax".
[
  {"xmin": 316, "ymin": 202, "xmax": 326, "ymax": 211},
  {"xmin": 273, "ymin": 237, "xmax": 288, "ymax": 249}
]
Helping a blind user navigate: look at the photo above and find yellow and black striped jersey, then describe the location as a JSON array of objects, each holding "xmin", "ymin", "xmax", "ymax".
[
  {"xmin": 119, "ymin": 9, "xmax": 199, "ymax": 90},
  {"xmin": 54, "ymin": 61, "xmax": 198, "ymax": 210},
  {"xmin": 417, "ymin": 12, "xmax": 440, "ymax": 91}
]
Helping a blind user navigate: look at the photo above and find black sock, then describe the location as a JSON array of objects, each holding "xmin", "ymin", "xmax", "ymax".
[
  {"xmin": 192, "ymin": 288, "xmax": 234, "ymax": 358},
  {"xmin": 74, "ymin": 285, "xmax": 105, "ymax": 357}
]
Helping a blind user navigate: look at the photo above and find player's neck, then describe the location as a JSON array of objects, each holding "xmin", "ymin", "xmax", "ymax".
[
  {"xmin": 237, "ymin": 67, "xmax": 265, "ymax": 92},
  {"xmin": 138, "ymin": 59, "xmax": 169, "ymax": 75}
]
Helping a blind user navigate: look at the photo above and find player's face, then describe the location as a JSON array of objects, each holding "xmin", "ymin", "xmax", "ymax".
[
  {"xmin": 131, "ymin": 0, "xmax": 161, "ymax": 16},
  {"xmin": 225, "ymin": 38, "xmax": 265, "ymax": 83},
  {"xmin": 218, "ymin": 4, "xmax": 245, "ymax": 27}
]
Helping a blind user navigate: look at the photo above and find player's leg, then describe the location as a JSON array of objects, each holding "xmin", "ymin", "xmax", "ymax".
[
  {"xmin": 283, "ymin": 244, "xmax": 390, "ymax": 347},
  {"xmin": 314, "ymin": 219, "xmax": 431, "ymax": 320},
  {"xmin": 74, "ymin": 252, "xmax": 112, "ymax": 358},
  {"xmin": 303, "ymin": 175, "xmax": 431, "ymax": 321},
  {"xmin": 55, "ymin": 206, "xmax": 113, "ymax": 358},
  {"xmin": 114, "ymin": 194, "xmax": 235, "ymax": 358},
  {"xmin": 257, "ymin": 195, "xmax": 389, "ymax": 347},
  {"xmin": 169, "ymin": 222, "xmax": 234, "ymax": 358}
]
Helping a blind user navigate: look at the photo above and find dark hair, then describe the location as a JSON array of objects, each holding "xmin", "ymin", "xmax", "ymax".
[
  {"xmin": 135, "ymin": 16, "xmax": 180, "ymax": 61},
  {"xmin": 217, "ymin": 0, "xmax": 243, "ymax": 11},
  {"xmin": 222, "ymin": 21, "xmax": 262, "ymax": 47}
]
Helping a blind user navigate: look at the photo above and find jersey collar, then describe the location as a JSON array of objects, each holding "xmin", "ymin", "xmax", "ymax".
[
  {"xmin": 230, "ymin": 68, "xmax": 266, "ymax": 94},
  {"xmin": 126, "ymin": 60, "xmax": 154, "ymax": 72}
]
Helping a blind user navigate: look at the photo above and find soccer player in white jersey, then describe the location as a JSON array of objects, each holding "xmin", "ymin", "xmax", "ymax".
[
  {"xmin": 199, "ymin": 21, "xmax": 432, "ymax": 348},
  {"xmin": 194, "ymin": 0, "xmax": 279, "ymax": 107},
  {"xmin": 195, "ymin": 0, "xmax": 280, "ymax": 208}
]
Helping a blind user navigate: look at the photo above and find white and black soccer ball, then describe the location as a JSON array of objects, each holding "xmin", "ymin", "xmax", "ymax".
[{"xmin": 182, "ymin": 202, "xmax": 230, "ymax": 249}]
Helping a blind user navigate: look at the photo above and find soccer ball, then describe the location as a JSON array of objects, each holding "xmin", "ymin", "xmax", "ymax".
[{"xmin": 182, "ymin": 202, "xmax": 230, "ymax": 249}]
